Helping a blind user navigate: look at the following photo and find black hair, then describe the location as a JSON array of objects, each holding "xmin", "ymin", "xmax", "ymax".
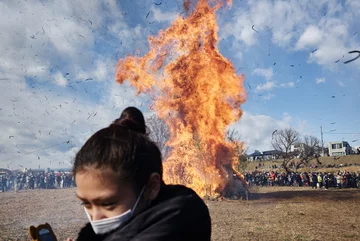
[
  {"xmin": 73, "ymin": 107, "xmax": 162, "ymax": 191},
  {"xmin": 112, "ymin": 107, "xmax": 147, "ymax": 135}
]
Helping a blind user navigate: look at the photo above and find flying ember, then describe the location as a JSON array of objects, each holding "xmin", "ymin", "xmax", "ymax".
[{"xmin": 116, "ymin": 0, "xmax": 247, "ymax": 198}]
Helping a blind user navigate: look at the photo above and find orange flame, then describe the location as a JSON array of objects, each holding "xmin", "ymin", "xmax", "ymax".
[{"xmin": 116, "ymin": 0, "xmax": 247, "ymax": 197}]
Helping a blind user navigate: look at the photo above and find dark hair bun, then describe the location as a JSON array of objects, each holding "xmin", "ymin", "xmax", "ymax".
[
  {"xmin": 111, "ymin": 107, "xmax": 147, "ymax": 134},
  {"xmin": 112, "ymin": 118, "xmax": 146, "ymax": 134}
]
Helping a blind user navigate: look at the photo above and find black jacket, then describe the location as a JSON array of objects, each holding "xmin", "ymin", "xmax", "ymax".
[{"xmin": 77, "ymin": 184, "xmax": 211, "ymax": 241}]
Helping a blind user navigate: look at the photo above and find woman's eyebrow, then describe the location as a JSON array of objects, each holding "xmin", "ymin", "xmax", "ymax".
[
  {"xmin": 76, "ymin": 193, "xmax": 118, "ymax": 202},
  {"xmin": 92, "ymin": 195, "xmax": 118, "ymax": 203},
  {"xmin": 75, "ymin": 193, "xmax": 86, "ymax": 200}
]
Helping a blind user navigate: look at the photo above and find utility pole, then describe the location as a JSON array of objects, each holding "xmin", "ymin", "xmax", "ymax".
[{"xmin": 320, "ymin": 126, "xmax": 324, "ymax": 156}]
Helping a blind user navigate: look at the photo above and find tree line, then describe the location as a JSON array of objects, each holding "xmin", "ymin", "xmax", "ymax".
[{"xmin": 146, "ymin": 114, "xmax": 324, "ymax": 175}]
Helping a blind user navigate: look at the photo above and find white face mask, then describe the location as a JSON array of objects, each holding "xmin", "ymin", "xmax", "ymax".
[{"xmin": 84, "ymin": 186, "xmax": 146, "ymax": 235}]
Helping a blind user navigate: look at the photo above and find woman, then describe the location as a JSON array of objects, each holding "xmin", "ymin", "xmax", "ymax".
[{"xmin": 71, "ymin": 107, "xmax": 211, "ymax": 241}]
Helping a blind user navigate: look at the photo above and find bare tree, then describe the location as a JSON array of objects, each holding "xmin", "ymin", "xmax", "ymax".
[
  {"xmin": 295, "ymin": 135, "xmax": 322, "ymax": 169},
  {"xmin": 226, "ymin": 128, "xmax": 248, "ymax": 171},
  {"xmin": 227, "ymin": 128, "xmax": 247, "ymax": 155},
  {"xmin": 146, "ymin": 114, "xmax": 170, "ymax": 158},
  {"xmin": 271, "ymin": 128, "xmax": 300, "ymax": 174},
  {"xmin": 226, "ymin": 129, "xmax": 241, "ymax": 143}
]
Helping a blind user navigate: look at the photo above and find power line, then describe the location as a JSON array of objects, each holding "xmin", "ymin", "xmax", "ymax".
[
  {"xmin": 323, "ymin": 132, "xmax": 360, "ymax": 135},
  {"xmin": 0, "ymin": 140, "xmax": 71, "ymax": 163}
]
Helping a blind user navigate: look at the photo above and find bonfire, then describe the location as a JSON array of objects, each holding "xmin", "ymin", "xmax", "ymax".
[{"xmin": 116, "ymin": 0, "xmax": 247, "ymax": 199}]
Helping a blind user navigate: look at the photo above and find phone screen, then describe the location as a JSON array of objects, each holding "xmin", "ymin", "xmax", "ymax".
[{"xmin": 39, "ymin": 228, "xmax": 55, "ymax": 241}]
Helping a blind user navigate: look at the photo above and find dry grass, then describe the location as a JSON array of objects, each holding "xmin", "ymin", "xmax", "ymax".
[
  {"xmin": 246, "ymin": 155, "xmax": 360, "ymax": 173},
  {"xmin": 211, "ymin": 187, "xmax": 360, "ymax": 241},
  {"xmin": 1, "ymin": 187, "xmax": 360, "ymax": 241},
  {"xmin": 0, "ymin": 189, "xmax": 87, "ymax": 241}
]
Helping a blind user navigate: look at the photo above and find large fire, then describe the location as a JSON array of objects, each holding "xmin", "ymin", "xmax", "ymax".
[{"xmin": 116, "ymin": 0, "xmax": 247, "ymax": 198}]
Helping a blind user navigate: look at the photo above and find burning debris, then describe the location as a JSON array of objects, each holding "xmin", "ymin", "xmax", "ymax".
[{"xmin": 116, "ymin": 0, "xmax": 247, "ymax": 198}]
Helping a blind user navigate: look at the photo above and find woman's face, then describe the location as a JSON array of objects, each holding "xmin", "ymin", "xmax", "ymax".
[{"xmin": 75, "ymin": 168, "xmax": 137, "ymax": 221}]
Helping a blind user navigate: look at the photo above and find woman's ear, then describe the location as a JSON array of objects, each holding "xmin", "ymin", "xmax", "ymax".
[{"xmin": 146, "ymin": 173, "xmax": 161, "ymax": 200}]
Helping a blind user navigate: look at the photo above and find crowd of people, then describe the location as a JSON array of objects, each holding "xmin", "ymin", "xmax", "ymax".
[
  {"xmin": 0, "ymin": 171, "xmax": 75, "ymax": 192},
  {"xmin": 244, "ymin": 171, "xmax": 360, "ymax": 189},
  {"xmin": 2, "ymin": 169, "xmax": 358, "ymax": 192},
  {"xmin": 254, "ymin": 161, "xmax": 359, "ymax": 171}
]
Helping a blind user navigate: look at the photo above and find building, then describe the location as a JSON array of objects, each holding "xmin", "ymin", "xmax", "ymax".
[
  {"xmin": 291, "ymin": 143, "xmax": 324, "ymax": 157},
  {"xmin": 290, "ymin": 143, "xmax": 306, "ymax": 158},
  {"xmin": 328, "ymin": 141, "xmax": 352, "ymax": 156},
  {"xmin": 262, "ymin": 150, "xmax": 282, "ymax": 160},
  {"xmin": 247, "ymin": 150, "xmax": 282, "ymax": 161},
  {"xmin": 247, "ymin": 150, "xmax": 262, "ymax": 161},
  {"xmin": 290, "ymin": 143, "xmax": 305, "ymax": 154}
]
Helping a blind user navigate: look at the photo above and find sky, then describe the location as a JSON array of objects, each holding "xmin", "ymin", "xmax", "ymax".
[{"xmin": 0, "ymin": 0, "xmax": 359, "ymax": 170}]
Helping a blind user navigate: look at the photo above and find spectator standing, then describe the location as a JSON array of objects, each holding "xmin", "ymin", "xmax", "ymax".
[
  {"xmin": 317, "ymin": 173, "xmax": 323, "ymax": 189},
  {"xmin": 312, "ymin": 173, "xmax": 317, "ymax": 189}
]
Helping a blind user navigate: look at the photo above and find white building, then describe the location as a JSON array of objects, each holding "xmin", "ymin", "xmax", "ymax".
[
  {"xmin": 290, "ymin": 143, "xmax": 305, "ymax": 153},
  {"xmin": 328, "ymin": 141, "xmax": 352, "ymax": 156}
]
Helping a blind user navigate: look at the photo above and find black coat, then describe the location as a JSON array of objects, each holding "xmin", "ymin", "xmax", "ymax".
[{"xmin": 76, "ymin": 184, "xmax": 211, "ymax": 241}]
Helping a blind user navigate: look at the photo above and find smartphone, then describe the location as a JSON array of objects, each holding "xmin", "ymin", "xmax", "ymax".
[{"xmin": 28, "ymin": 223, "xmax": 57, "ymax": 241}]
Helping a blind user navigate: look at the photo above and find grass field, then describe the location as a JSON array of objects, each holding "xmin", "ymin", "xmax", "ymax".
[{"xmin": 0, "ymin": 187, "xmax": 359, "ymax": 241}]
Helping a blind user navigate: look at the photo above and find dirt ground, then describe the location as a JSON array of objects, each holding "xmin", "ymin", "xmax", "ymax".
[{"xmin": 0, "ymin": 187, "xmax": 359, "ymax": 241}]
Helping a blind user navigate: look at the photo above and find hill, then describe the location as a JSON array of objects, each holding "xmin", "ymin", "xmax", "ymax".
[{"xmin": 246, "ymin": 155, "xmax": 360, "ymax": 173}]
